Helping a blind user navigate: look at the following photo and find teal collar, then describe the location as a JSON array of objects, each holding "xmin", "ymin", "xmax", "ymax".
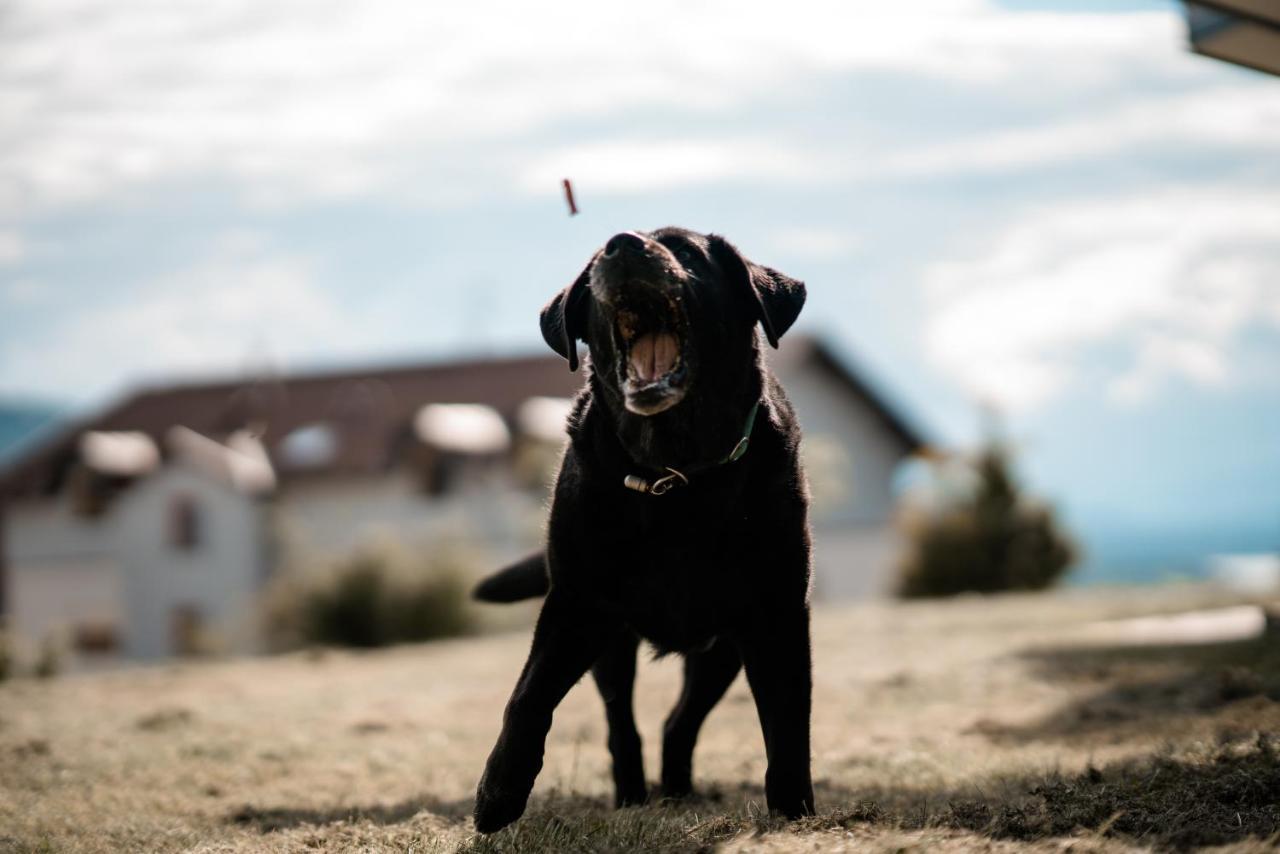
[
  {"xmin": 719, "ymin": 399, "xmax": 761, "ymax": 465},
  {"xmin": 623, "ymin": 400, "xmax": 761, "ymax": 496}
]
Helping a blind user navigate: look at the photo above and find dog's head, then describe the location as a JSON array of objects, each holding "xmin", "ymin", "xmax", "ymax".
[{"xmin": 541, "ymin": 227, "xmax": 805, "ymax": 416}]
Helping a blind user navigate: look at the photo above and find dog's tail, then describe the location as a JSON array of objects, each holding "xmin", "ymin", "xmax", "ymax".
[{"xmin": 472, "ymin": 551, "xmax": 550, "ymax": 603}]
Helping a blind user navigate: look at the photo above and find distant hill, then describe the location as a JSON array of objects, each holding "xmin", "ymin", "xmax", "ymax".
[
  {"xmin": 1069, "ymin": 516, "xmax": 1280, "ymax": 586},
  {"xmin": 0, "ymin": 400, "xmax": 63, "ymax": 464}
]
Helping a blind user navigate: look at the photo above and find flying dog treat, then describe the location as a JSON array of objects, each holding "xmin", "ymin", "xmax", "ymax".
[{"xmin": 562, "ymin": 178, "xmax": 578, "ymax": 216}]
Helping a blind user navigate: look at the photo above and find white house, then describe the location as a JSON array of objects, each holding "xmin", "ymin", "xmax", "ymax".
[{"xmin": 0, "ymin": 338, "xmax": 925, "ymax": 666}]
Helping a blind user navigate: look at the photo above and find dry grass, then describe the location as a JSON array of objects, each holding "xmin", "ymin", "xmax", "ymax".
[{"xmin": 2, "ymin": 584, "xmax": 1279, "ymax": 853}]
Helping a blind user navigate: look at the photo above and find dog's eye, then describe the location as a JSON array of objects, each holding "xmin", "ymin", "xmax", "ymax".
[{"xmin": 676, "ymin": 248, "xmax": 694, "ymax": 264}]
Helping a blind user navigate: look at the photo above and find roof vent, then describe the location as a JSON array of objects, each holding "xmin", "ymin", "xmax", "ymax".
[
  {"xmin": 517, "ymin": 396, "xmax": 574, "ymax": 443},
  {"xmin": 414, "ymin": 404, "xmax": 510, "ymax": 455},
  {"xmin": 279, "ymin": 422, "xmax": 340, "ymax": 469},
  {"xmin": 167, "ymin": 426, "xmax": 276, "ymax": 494},
  {"xmin": 78, "ymin": 431, "xmax": 160, "ymax": 478}
]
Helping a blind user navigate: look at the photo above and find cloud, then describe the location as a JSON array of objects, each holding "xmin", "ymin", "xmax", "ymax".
[
  {"xmin": 517, "ymin": 79, "xmax": 1280, "ymax": 197},
  {"xmin": 922, "ymin": 187, "xmax": 1280, "ymax": 412},
  {"xmin": 519, "ymin": 139, "xmax": 813, "ymax": 194},
  {"xmin": 879, "ymin": 85, "xmax": 1280, "ymax": 180},
  {"xmin": 1, "ymin": 278, "xmax": 46, "ymax": 306},
  {"xmin": 766, "ymin": 226, "xmax": 864, "ymax": 260},
  {"xmin": 0, "ymin": 1, "xmax": 1217, "ymax": 215},
  {"xmin": 0, "ymin": 231, "xmax": 25, "ymax": 264},
  {"xmin": 0, "ymin": 235, "xmax": 359, "ymax": 398}
]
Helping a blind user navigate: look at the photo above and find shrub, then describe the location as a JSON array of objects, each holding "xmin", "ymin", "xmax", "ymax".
[
  {"xmin": 896, "ymin": 441, "xmax": 1075, "ymax": 598},
  {"xmin": 33, "ymin": 633, "xmax": 63, "ymax": 679},
  {"xmin": 262, "ymin": 541, "xmax": 476, "ymax": 650}
]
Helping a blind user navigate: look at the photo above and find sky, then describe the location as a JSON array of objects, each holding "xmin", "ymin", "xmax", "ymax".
[{"xmin": 1, "ymin": 0, "xmax": 1278, "ymax": 576}]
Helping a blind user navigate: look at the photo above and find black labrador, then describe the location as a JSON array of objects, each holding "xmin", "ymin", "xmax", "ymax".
[{"xmin": 472, "ymin": 227, "xmax": 813, "ymax": 833}]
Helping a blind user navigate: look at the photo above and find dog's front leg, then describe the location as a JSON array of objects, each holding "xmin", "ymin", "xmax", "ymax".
[
  {"xmin": 737, "ymin": 604, "xmax": 815, "ymax": 819},
  {"xmin": 474, "ymin": 591, "xmax": 606, "ymax": 833}
]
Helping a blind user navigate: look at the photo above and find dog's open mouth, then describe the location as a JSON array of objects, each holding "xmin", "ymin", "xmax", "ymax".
[{"xmin": 614, "ymin": 290, "xmax": 689, "ymax": 415}]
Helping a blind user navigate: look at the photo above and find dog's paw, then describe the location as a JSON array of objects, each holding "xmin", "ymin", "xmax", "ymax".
[
  {"xmin": 473, "ymin": 783, "xmax": 529, "ymax": 834},
  {"xmin": 658, "ymin": 777, "xmax": 693, "ymax": 802},
  {"xmin": 614, "ymin": 782, "xmax": 649, "ymax": 809},
  {"xmin": 767, "ymin": 791, "xmax": 816, "ymax": 821}
]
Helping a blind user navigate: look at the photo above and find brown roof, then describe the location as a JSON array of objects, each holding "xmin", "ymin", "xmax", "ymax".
[
  {"xmin": 0, "ymin": 336, "xmax": 925, "ymax": 501},
  {"xmin": 771, "ymin": 336, "xmax": 927, "ymax": 454},
  {"xmin": 0, "ymin": 351, "xmax": 582, "ymax": 500}
]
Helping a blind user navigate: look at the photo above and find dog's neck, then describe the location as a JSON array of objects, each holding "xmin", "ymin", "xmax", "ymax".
[{"xmin": 582, "ymin": 347, "xmax": 766, "ymax": 476}]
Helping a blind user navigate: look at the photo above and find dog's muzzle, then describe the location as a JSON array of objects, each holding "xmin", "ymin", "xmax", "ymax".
[{"xmin": 591, "ymin": 233, "xmax": 691, "ymax": 416}]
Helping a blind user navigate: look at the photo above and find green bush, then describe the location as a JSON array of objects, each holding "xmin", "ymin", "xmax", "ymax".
[
  {"xmin": 897, "ymin": 442, "xmax": 1075, "ymax": 598},
  {"xmin": 263, "ymin": 542, "xmax": 476, "ymax": 650}
]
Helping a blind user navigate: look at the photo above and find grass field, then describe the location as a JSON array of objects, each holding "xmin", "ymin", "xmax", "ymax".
[{"xmin": 3, "ymin": 585, "xmax": 1279, "ymax": 853}]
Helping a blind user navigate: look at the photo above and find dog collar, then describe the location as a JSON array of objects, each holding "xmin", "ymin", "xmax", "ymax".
[{"xmin": 623, "ymin": 400, "xmax": 760, "ymax": 496}]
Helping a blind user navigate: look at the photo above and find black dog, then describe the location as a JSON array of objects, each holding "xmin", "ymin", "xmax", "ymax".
[{"xmin": 472, "ymin": 227, "xmax": 813, "ymax": 833}]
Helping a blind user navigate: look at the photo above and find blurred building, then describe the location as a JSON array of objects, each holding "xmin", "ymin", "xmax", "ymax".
[{"xmin": 0, "ymin": 337, "xmax": 924, "ymax": 664}]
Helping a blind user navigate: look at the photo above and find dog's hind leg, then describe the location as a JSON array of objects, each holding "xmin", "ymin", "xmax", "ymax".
[
  {"xmin": 660, "ymin": 637, "xmax": 742, "ymax": 799},
  {"xmin": 591, "ymin": 630, "xmax": 647, "ymax": 807}
]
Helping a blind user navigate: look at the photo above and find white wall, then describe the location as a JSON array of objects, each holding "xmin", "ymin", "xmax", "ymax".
[
  {"xmin": 774, "ymin": 361, "xmax": 915, "ymax": 600},
  {"xmin": 7, "ymin": 556, "xmax": 124, "ymax": 653},
  {"xmin": 4, "ymin": 499, "xmax": 126, "ymax": 664},
  {"xmin": 114, "ymin": 465, "xmax": 267, "ymax": 658},
  {"xmin": 775, "ymin": 362, "xmax": 910, "ymax": 526},
  {"xmin": 811, "ymin": 524, "xmax": 903, "ymax": 600},
  {"xmin": 274, "ymin": 470, "xmax": 546, "ymax": 571},
  {"xmin": 6, "ymin": 498, "xmax": 117, "ymax": 564},
  {"xmin": 2, "ymin": 464, "xmax": 542, "ymax": 663}
]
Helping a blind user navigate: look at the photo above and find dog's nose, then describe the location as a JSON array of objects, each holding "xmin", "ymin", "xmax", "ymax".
[{"xmin": 603, "ymin": 231, "xmax": 646, "ymax": 258}]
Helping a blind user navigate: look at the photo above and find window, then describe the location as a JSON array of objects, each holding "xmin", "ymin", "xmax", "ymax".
[
  {"xmin": 168, "ymin": 494, "xmax": 201, "ymax": 551},
  {"xmin": 73, "ymin": 620, "xmax": 121, "ymax": 654}
]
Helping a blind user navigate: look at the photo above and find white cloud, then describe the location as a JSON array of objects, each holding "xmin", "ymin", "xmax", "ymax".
[
  {"xmin": 519, "ymin": 139, "xmax": 814, "ymax": 194},
  {"xmin": 2, "ymin": 278, "xmax": 47, "ymax": 305},
  {"xmin": 1109, "ymin": 335, "xmax": 1227, "ymax": 406},
  {"xmin": 516, "ymin": 78, "xmax": 1280, "ymax": 198},
  {"xmin": 922, "ymin": 188, "xmax": 1280, "ymax": 412},
  {"xmin": 0, "ymin": 236, "xmax": 360, "ymax": 398},
  {"xmin": 0, "ymin": 1, "xmax": 1217, "ymax": 214},
  {"xmin": 880, "ymin": 85, "xmax": 1280, "ymax": 180},
  {"xmin": 0, "ymin": 230, "xmax": 25, "ymax": 264},
  {"xmin": 767, "ymin": 226, "xmax": 864, "ymax": 259}
]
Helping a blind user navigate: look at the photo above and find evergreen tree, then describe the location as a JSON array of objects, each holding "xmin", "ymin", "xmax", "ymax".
[{"xmin": 897, "ymin": 441, "xmax": 1075, "ymax": 598}]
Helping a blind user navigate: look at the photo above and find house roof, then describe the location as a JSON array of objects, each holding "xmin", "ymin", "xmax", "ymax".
[
  {"xmin": 771, "ymin": 336, "xmax": 927, "ymax": 455},
  {"xmin": 0, "ymin": 336, "xmax": 926, "ymax": 501},
  {"xmin": 0, "ymin": 351, "xmax": 581, "ymax": 500}
]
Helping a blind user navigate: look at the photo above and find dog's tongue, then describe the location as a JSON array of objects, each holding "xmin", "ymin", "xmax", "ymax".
[{"xmin": 629, "ymin": 332, "xmax": 678, "ymax": 384}]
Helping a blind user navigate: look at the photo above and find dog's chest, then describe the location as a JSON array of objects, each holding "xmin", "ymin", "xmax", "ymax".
[{"xmin": 585, "ymin": 488, "xmax": 748, "ymax": 651}]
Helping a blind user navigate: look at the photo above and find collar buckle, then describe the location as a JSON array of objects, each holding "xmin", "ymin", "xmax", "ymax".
[
  {"xmin": 622, "ymin": 399, "xmax": 760, "ymax": 496},
  {"xmin": 623, "ymin": 467, "xmax": 688, "ymax": 496}
]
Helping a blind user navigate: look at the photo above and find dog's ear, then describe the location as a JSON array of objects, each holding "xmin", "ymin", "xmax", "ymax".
[
  {"xmin": 540, "ymin": 256, "xmax": 594, "ymax": 371},
  {"xmin": 708, "ymin": 234, "xmax": 806, "ymax": 348}
]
